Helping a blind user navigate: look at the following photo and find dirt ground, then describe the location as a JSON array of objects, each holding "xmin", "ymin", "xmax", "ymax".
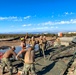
[
  {"xmin": 0, "ymin": 40, "xmax": 21, "ymax": 47},
  {"xmin": 0, "ymin": 36, "xmax": 59, "ymax": 75},
  {"xmin": 0, "ymin": 46, "xmax": 75, "ymax": 75},
  {"xmin": 0, "ymin": 36, "xmax": 54, "ymax": 47},
  {"xmin": 0, "ymin": 36, "xmax": 76, "ymax": 75}
]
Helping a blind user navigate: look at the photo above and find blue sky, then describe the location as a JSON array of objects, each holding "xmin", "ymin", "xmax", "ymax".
[{"xmin": 0, "ymin": 0, "xmax": 76, "ymax": 33}]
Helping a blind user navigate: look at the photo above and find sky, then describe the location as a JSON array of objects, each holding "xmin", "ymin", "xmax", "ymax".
[{"xmin": 0, "ymin": 0, "xmax": 76, "ymax": 33}]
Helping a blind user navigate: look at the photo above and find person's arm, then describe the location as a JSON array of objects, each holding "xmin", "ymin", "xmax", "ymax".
[
  {"xmin": 31, "ymin": 41, "xmax": 35, "ymax": 50},
  {"xmin": 12, "ymin": 51, "xmax": 17, "ymax": 57},
  {"xmin": 39, "ymin": 40, "xmax": 42, "ymax": 45},
  {"xmin": 16, "ymin": 49, "xmax": 27, "ymax": 58}
]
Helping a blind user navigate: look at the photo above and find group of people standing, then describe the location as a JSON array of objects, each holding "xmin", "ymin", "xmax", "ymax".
[{"xmin": 1, "ymin": 35, "xmax": 48, "ymax": 75}]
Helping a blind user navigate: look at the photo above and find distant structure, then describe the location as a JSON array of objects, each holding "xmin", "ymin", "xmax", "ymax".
[
  {"xmin": 54, "ymin": 38, "xmax": 61, "ymax": 47},
  {"xmin": 58, "ymin": 32, "xmax": 63, "ymax": 37},
  {"xmin": 68, "ymin": 32, "xmax": 76, "ymax": 34},
  {"xmin": 59, "ymin": 36, "xmax": 76, "ymax": 46},
  {"xmin": 44, "ymin": 33, "xmax": 48, "ymax": 34}
]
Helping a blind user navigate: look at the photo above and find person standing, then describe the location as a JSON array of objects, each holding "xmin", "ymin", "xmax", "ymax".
[
  {"xmin": 20, "ymin": 37, "xmax": 26, "ymax": 59},
  {"xmin": 1, "ymin": 46, "xmax": 16, "ymax": 75},
  {"xmin": 43, "ymin": 36, "xmax": 47, "ymax": 51},
  {"xmin": 16, "ymin": 40, "xmax": 36, "ymax": 75},
  {"xmin": 39, "ymin": 35, "xmax": 46, "ymax": 59}
]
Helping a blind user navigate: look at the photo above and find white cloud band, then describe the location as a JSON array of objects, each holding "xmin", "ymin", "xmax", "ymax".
[
  {"xmin": 0, "ymin": 16, "xmax": 31, "ymax": 21},
  {"xmin": 38, "ymin": 19, "xmax": 76, "ymax": 26}
]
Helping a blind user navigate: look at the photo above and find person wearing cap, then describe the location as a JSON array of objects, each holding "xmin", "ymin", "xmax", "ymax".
[
  {"xmin": 20, "ymin": 37, "xmax": 26, "ymax": 59},
  {"xmin": 1, "ymin": 46, "xmax": 17, "ymax": 75},
  {"xmin": 21, "ymin": 37, "xmax": 25, "ymax": 41}
]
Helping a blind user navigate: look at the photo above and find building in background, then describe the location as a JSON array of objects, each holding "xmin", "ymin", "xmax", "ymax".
[{"xmin": 58, "ymin": 32, "xmax": 63, "ymax": 37}]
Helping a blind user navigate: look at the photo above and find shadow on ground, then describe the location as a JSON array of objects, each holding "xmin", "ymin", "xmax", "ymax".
[{"xmin": 37, "ymin": 61, "xmax": 57, "ymax": 75}]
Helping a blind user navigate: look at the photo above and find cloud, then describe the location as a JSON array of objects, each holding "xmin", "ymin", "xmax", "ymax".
[
  {"xmin": 50, "ymin": 26, "xmax": 58, "ymax": 29},
  {"xmin": 14, "ymin": 18, "xmax": 22, "ymax": 21},
  {"xmin": 0, "ymin": 17, "xmax": 7, "ymax": 20},
  {"xmin": 16, "ymin": 26, "xmax": 49, "ymax": 32},
  {"xmin": 59, "ymin": 12, "xmax": 75, "ymax": 17},
  {"xmin": 25, "ymin": 26, "xmax": 49, "ymax": 31},
  {"xmin": 38, "ymin": 19, "xmax": 76, "ymax": 26},
  {"xmin": 38, "ymin": 21, "xmax": 53, "ymax": 26},
  {"xmin": 22, "ymin": 25, "xmax": 26, "ymax": 27},
  {"xmin": 55, "ymin": 19, "xmax": 76, "ymax": 24},
  {"xmin": 22, "ymin": 24, "xmax": 32, "ymax": 27},
  {"xmin": 0, "ymin": 16, "xmax": 23, "ymax": 21},
  {"xmin": 65, "ymin": 12, "xmax": 69, "ymax": 15},
  {"xmin": 0, "ymin": 16, "xmax": 31, "ymax": 21},
  {"xmin": 0, "ymin": 16, "xmax": 18, "ymax": 20},
  {"xmin": 56, "ymin": 26, "xmax": 58, "ymax": 28},
  {"xmin": 70, "ymin": 12, "xmax": 74, "ymax": 15},
  {"xmin": 64, "ymin": 12, "xmax": 74, "ymax": 15},
  {"xmin": 24, "ymin": 16, "xmax": 31, "ymax": 19},
  {"xmin": 51, "ymin": 26, "xmax": 54, "ymax": 28}
]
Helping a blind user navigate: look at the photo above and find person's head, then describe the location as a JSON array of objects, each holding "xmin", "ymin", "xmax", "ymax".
[
  {"xmin": 43, "ymin": 36, "xmax": 46, "ymax": 39},
  {"xmin": 31, "ymin": 36, "xmax": 35, "ymax": 41},
  {"xmin": 10, "ymin": 46, "xmax": 16, "ymax": 51},
  {"xmin": 20, "ymin": 37, "xmax": 25, "ymax": 42},
  {"xmin": 40, "ymin": 35, "xmax": 43, "ymax": 39}
]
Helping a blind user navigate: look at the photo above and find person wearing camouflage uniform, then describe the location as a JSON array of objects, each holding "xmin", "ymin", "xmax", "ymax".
[
  {"xmin": 43, "ymin": 36, "xmax": 47, "ymax": 51},
  {"xmin": 39, "ymin": 36, "xmax": 46, "ymax": 59},
  {"xmin": 54, "ymin": 38, "xmax": 61, "ymax": 47},
  {"xmin": 1, "ymin": 46, "xmax": 16, "ymax": 75},
  {"xmin": 22, "ymin": 63, "xmax": 36, "ymax": 75}
]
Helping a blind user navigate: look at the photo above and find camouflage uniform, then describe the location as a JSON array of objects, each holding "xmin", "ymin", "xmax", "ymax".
[
  {"xmin": 42, "ymin": 39, "xmax": 47, "ymax": 51},
  {"xmin": 21, "ymin": 39, "xmax": 36, "ymax": 75},
  {"xmin": 54, "ymin": 38, "xmax": 61, "ymax": 47},
  {"xmin": 39, "ymin": 39, "xmax": 46, "ymax": 59},
  {"xmin": 22, "ymin": 63, "xmax": 36, "ymax": 75},
  {"xmin": 1, "ymin": 58, "xmax": 12, "ymax": 75}
]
